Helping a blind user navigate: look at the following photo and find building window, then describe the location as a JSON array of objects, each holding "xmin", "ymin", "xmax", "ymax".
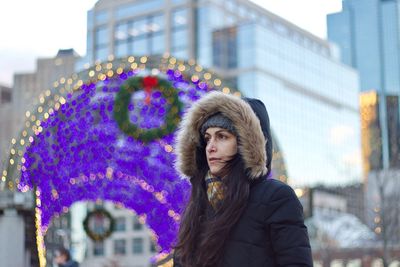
[
  {"xmin": 114, "ymin": 239, "xmax": 126, "ymax": 255},
  {"xmin": 1, "ymin": 89, "xmax": 11, "ymax": 103},
  {"xmin": 115, "ymin": 217, "xmax": 126, "ymax": 231},
  {"xmin": 115, "ymin": 0, "xmax": 165, "ymax": 19},
  {"xmin": 113, "ymin": 14, "xmax": 165, "ymax": 57},
  {"xmin": 132, "ymin": 237, "xmax": 144, "ymax": 254},
  {"xmin": 95, "ymin": 9, "xmax": 109, "ymax": 25},
  {"xmin": 171, "ymin": 8, "xmax": 189, "ymax": 59},
  {"xmin": 93, "ymin": 241, "xmax": 105, "ymax": 256},
  {"xmin": 133, "ymin": 216, "xmax": 143, "ymax": 230},
  {"xmin": 95, "ymin": 26, "xmax": 109, "ymax": 61},
  {"xmin": 95, "ymin": 26, "xmax": 109, "ymax": 46},
  {"xmin": 150, "ymin": 240, "xmax": 157, "ymax": 253},
  {"xmin": 212, "ymin": 26, "xmax": 237, "ymax": 69}
]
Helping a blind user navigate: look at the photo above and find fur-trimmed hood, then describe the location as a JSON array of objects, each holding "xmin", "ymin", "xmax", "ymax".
[{"xmin": 175, "ymin": 91, "xmax": 269, "ymax": 180}]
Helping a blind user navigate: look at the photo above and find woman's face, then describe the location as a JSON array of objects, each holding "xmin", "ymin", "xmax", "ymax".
[{"xmin": 204, "ymin": 127, "xmax": 238, "ymax": 177}]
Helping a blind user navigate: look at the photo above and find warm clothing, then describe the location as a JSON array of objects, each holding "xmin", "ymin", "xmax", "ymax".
[
  {"xmin": 221, "ymin": 177, "xmax": 313, "ymax": 267},
  {"xmin": 174, "ymin": 91, "xmax": 313, "ymax": 266},
  {"xmin": 205, "ymin": 171, "xmax": 224, "ymax": 209},
  {"xmin": 243, "ymin": 97, "xmax": 273, "ymax": 177},
  {"xmin": 200, "ymin": 112, "xmax": 237, "ymax": 136}
]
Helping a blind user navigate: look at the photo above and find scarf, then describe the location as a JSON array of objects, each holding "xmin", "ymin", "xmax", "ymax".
[{"xmin": 205, "ymin": 171, "xmax": 224, "ymax": 209}]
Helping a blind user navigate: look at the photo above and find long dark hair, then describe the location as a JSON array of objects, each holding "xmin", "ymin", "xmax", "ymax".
[{"xmin": 174, "ymin": 145, "xmax": 251, "ymax": 267}]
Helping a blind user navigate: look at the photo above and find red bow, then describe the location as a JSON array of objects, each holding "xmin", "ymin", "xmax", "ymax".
[{"xmin": 142, "ymin": 76, "xmax": 158, "ymax": 105}]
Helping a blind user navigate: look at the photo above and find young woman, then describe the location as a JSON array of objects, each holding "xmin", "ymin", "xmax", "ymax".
[{"xmin": 173, "ymin": 91, "xmax": 313, "ymax": 267}]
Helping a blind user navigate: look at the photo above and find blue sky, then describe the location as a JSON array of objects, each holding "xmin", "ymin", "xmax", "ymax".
[{"xmin": 0, "ymin": 0, "xmax": 341, "ymax": 87}]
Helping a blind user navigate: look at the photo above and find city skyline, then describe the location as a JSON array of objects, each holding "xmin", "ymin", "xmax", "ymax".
[{"xmin": 0, "ymin": 0, "xmax": 341, "ymax": 86}]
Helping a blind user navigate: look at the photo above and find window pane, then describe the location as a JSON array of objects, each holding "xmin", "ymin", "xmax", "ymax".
[
  {"xmin": 151, "ymin": 14, "xmax": 164, "ymax": 33},
  {"xmin": 95, "ymin": 47, "xmax": 109, "ymax": 61},
  {"xmin": 115, "ymin": 43, "xmax": 128, "ymax": 58},
  {"xmin": 132, "ymin": 238, "xmax": 144, "ymax": 254},
  {"xmin": 132, "ymin": 38, "xmax": 149, "ymax": 55},
  {"xmin": 151, "ymin": 33, "xmax": 165, "ymax": 54},
  {"xmin": 172, "ymin": 28, "xmax": 188, "ymax": 49},
  {"xmin": 115, "ymin": 22, "xmax": 129, "ymax": 41},
  {"xmin": 114, "ymin": 239, "xmax": 126, "ymax": 255},
  {"xmin": 116, "ymin": 0, "xmax": 165, "ymax": 19},
  {"xmin": 95, "ymin": 26, "xmax": 109, "ymax": 45},
  {"xmin": 171, "ymin": 48, "xmax": 188, "ymax": 60},
  {"xmin": 172, "ymin": 8, "xmax": 188, "ymax": 28},
  {"xmin": 115, "ymin": 217, "xmax": 126, "ymax": 231},
  {"xmin": 133, "ymin": 217, "xmax": 143, "ymax": 230},
  {"xmin": 133, "ymin": 18, "xmax": 148, "ymax": 37},
  {"xmin": 150, "ymin": 240, "xmax": 157, "ymax": 253},
  {"xmin": 95, "ymin": 9, "xmax": 109, "ymax": 25},
  {"xmin": 1, "ymin": 89, "xmax": 11, "ymax": 103},
  {"xmin": 93, "ymin": 241, "xmax": 104, "ymax": 256}
]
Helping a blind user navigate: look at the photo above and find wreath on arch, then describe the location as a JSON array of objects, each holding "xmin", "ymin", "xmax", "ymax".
[
  {"xmin": 83, "ymin": 208, "xmax": 115, "ymax": 241},
  {"xmin": 113, "ymin": 75, "xmax": 183, "ymax": 142}
]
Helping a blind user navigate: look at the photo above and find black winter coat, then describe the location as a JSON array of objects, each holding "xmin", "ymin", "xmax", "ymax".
[
  {"xmin": 173, "ymin": 178, "xmax": 313, "ymax": 267},
  {"xmin": 222, "ymin": 177, "xmax": 312, "ymax": 266}
]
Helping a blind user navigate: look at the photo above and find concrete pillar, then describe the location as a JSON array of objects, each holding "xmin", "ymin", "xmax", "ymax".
[{"xmin": 0, "ymin": 208, "xmax": 26, "ymax": 267}]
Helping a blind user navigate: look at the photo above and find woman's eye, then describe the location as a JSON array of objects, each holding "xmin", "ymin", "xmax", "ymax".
[{"xmin": 218, "ymin": 134, "xmax": 227, "ymax": 140}]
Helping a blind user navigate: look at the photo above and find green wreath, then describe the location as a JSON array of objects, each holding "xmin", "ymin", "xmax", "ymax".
[
  {"xmin": 83, "ymin": 208, "xmax": 115, "ymax": 241},
  {"xmin": 113, "ymin": 75, "xmax": 182, "ymax": 142}
]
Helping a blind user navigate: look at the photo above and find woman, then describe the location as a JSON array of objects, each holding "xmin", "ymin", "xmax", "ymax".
[{"xmin": 174, "ymin": 91, "xmax": 313, "ymax": 267}]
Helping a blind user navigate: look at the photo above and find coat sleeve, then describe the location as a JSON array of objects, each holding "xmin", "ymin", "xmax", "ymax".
[{"xmin": 263, "ymin": 184, "xmax": 313, "ymax": 267}]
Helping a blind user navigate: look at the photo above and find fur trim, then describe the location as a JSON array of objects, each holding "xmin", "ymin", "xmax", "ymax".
[{"xmin": 175, "ymin": 91, "xmax": 268, "ymax": 180}]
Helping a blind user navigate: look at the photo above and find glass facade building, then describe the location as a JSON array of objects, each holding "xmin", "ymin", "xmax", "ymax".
[
  {"xmin": 327, "ymin": 0, "xmax": 400, "ymax": 170},
  {"xmin": 79, "ymin": 0, "xmax": 362, "ymax": 187}
]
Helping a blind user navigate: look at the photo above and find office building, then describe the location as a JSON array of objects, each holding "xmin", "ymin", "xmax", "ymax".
[{"xmin": 328, "ymin": 0, "xmax": 400, "ymax": 171}]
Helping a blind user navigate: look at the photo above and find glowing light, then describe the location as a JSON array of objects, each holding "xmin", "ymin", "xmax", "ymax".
[
  {"xmin": 107, "ymin": 70, "xmax": 114, "ymax": 77},
  {"xmin": 169, "ymin": 57, "xmax": 176, "ymax": 64},
  {"xmin": 128, "ymin": 56, "xmax": 135, "ymax": 63},
  {"xmin": 140, "ymin": 56, "xmax": 148, "ymax": 63},
  {"xmin": 195, "ymin": 65, "xmax": 203, "ymax": 72},
  {"xmin": 178, "ymin": 65, "xmax": 185, "ymax": 72},
  {"xmin": 213, "ymin": 79, "xmax": 221, "ymax": 86}
]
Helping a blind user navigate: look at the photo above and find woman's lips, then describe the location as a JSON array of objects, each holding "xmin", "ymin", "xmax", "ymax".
[{"xmin": 208, "ymin": 158, "xmax": 221, "ymax": 164}]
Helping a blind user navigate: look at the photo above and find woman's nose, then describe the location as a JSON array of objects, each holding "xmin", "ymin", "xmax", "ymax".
[{"xmin": 206, "ymin": 139, "xmax": 216, "ymax": 152}]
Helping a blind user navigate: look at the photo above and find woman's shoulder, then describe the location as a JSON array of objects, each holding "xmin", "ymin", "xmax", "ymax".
[{"xmin": 250, "ymin": 177, "xmax": 298, "ymax": 204}]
